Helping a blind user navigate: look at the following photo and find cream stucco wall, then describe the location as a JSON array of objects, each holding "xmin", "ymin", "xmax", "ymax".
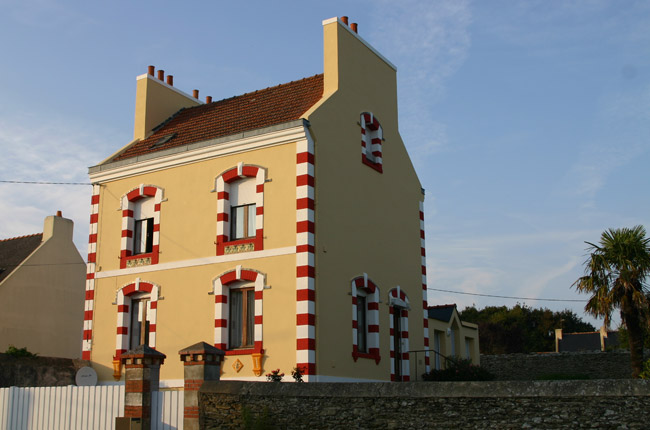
[
  {"xmin": 89, "ymin": 136, "xmax": 304, "ymax": 382},
  {"xmin": 0, "ymin": 216, "xmax": 85, "ymax": 358},
  {"xmin": 306, "ymin": 20, "xmax": 426, "ymax": 381}
]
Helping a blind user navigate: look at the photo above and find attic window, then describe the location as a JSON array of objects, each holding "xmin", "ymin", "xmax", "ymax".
[{"xmin": 150, "ymin": 133, "xmax": 176, "ymax": 149}]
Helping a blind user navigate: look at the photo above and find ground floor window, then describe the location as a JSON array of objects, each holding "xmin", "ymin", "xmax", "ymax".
[{"xmin": 229, "ymin": 287, "xmax": 255, "ymax": 348}]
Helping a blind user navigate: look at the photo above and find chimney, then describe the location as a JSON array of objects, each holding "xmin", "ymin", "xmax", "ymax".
[
  {"xmin": 133, "ymin": 65, "xmax": 202, "ymax": 140},
  {"xmin": 205, "ymin": 96, "xmax": 212, "ymax": 103},
  {"xmin": 341, "ymin": 16, "xmax": 349, "ymax": 25},
  {"xmin": 56, "ymin": 210, "xmax": 62, "ymax": 217},
  {"xmin": 350, "ymin": 23, "xmax": 358, "ymax": 33},
  {"xmin": 193, "ymin": 89, "xmax": 199, "ymax": 99},
  {"xmin": 43, "ymin": 214, "xmax": 74, "ymax": 242}
]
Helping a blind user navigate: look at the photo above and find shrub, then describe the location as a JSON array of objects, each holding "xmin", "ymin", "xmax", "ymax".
[
  {"xmin": 5, "ymin": 345, "xmax": 37, "ymax": 358},
  {"xmin": 422, "ymin": 357, "xmax": 494, "ymax": 381},
  {"xmin": 265, "ymin": 369, "xmax": 284, "ymax": 382},
  {"xmin": 291, "ymin": 366, "xmax": 305, "ymax": 382},
  {"xmin": 640, "ymin": 359, "xmax": 650, "ymax": 380}
]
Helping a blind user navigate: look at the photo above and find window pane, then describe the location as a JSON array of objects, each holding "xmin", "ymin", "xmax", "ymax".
[
  {"xmin": 357, "ymin": 295, "xmax": 367, "ymax": 353},
  {"xmin": 130, "ymin": 300, "xmax": 141, "ymax": 348},
  {"xmin": 229, "ymin": 290, "xmax": 243, "ymax": 348},
  {"xmin": 231, "ymin": 206, "xmax": 245, "ymax": 240},
  {"xmin": 145, "ymin": 218, "xmax": 154, "ymax": 253},
  {"xmin": 247, "ymin": 205, "xmax": 256, "ymax": 238},
  {"xmin": 134, "ymin": 220, "xmax": 144, "ymax": 255},
  {"xmin": 245, "ymin": 289, "xmax": 255, "ymax": 346}
]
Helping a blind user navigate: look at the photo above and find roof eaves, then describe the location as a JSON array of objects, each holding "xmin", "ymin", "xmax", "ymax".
[{"xmin": 89, "ymin": 118, "xmax": 310, "ymax": 175}]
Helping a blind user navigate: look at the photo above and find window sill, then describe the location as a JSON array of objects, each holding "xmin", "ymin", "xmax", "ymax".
[
  {"xmin": 225, "ymin": 346, "xmax": 263, "ymax": 356},
  {"xmin": 120, "ymin": 250, "xmax": 158, "ymax": 269},
  {"xmin": 217, "ymin": 235, "xmax": 263, "ymax": 256},
  {"xmin": 352, "ymin": 349, "xmax": 381, "ymax": 364},
  {"xmin": 362, "ymin": 156, "xmax": 383, "ymax": 173}
]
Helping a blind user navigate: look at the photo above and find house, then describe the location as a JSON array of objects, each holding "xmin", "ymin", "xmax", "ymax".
[
  {"xmin": 428, "ymin": 304, "xmax": 479, "ymax": 369},
  {"xmin": 85, "ymin": 17, "xmax": 430, "ymax": 383},
  {"xmin": 0, "ymin": 212, "xmax": 85, "ymax": 359},
  {"xmin": 555, "ymin": 326, "xmax": 620, "ymax": 352}
]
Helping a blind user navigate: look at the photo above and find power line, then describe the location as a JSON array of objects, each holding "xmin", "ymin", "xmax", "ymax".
[
  {"xmin": 0, "ymin": 180, "xmax": 91, "ymax": 185},
  {"xmin": 427, "ymin": 287, "xmax": 586, "ymax": 302}
]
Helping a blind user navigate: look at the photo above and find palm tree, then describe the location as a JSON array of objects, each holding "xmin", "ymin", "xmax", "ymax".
[{"xmin": 573, "ymin": 225, "xmax": 650, "ymax": 378}]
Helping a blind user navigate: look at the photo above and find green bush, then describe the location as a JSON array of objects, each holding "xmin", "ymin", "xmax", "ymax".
[
  {"xmin": 5, "ymin": 345, "xmax": 37, "ymax": 358},
  {"xmin": 640, "ymin": 359, "xmax": 650, "ymax": 380},
  {"xmin": 422, "ymin": 357, "xmax": 494, "ymax": 381}
]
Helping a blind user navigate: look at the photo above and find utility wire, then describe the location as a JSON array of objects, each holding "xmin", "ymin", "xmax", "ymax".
[
  {"xmin": 427, "ymin": 287, "xmax": 586, "ymax": 302},
  {"xmin": 0, "ymin": 180, "xmax": 91, "ymax": 185}
]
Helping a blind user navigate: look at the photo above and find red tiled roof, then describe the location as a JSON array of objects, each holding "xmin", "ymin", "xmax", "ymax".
[{"xmin": 113, "ymin": 74, "xmax": 324, "ymax": 162}]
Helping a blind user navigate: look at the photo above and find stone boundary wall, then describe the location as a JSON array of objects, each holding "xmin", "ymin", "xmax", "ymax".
[
  {"xmin": 200, "ymin": 380, "xmax": 650, "ymax": 429},
  {"xmin": 480, "ymin": 350, "xmax": 650, "ymax": 380},
  {"xmin": 0, "ymin": 353, "xmax": 88, "ymax": 387}
]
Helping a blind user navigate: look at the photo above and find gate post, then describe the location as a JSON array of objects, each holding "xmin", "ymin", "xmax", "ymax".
[
  {"xmin": 179, "ymin": 342, "xmax": 225, "ymax": 430},
  {"xmin": 119, "ymin": 345, "xmax": 166, "ymax": 430}
]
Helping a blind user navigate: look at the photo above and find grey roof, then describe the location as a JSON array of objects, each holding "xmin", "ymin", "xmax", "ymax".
[
  {"xmin": 427, "ymin": 304, "xmax": 457, "ymax": 322},
  {"xmin": 0, "ymin": 233, "xmax": 43, "ymax": 283}
]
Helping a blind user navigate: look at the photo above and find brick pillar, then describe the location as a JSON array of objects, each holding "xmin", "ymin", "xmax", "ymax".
[
  {"xmin": 120, "ymin": 345, "xmax": 166, "ymax": 430},
  {"xmin": 179, "ymin": 342, "xmax": 225, "ymax": 430}
]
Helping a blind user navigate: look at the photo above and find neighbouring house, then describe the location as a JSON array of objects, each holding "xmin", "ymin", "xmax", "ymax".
[
  {"xmin": 0, "ymin": 212, "xmax": 85, "ymax": 359},
  {"xmin": 84, "ymin": 17, "xmax": 430, "ymax": 384},
  {"xmin": 555, "ymin": 326, "xmax": 620, "ymax": 352},
  {"xmin": 428, "ymin": 304, "xmax": 480, "ymax": 369}
]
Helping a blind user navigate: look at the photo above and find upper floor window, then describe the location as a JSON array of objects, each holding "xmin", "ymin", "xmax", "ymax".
[
  {"xmin": 215, "ymin": 163, "xmax": 265, "ymax": 256},
  {"xmin": 360, "ymin": 112, "xmax": 384, "ymax": 173},
  {"xmin": 120, "ymin": 185, "xmax": 164, "ymax": 269},
  {"xmin": 229, "ymin": 177, "xmax": 257, "ymax": 241},
  {"xmin": 133, "ymin": 197, "xmax": 154, "ymax": 255}
]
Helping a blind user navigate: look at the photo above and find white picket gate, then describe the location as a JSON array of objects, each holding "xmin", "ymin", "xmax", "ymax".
[{"xmin": 0, "ymin": 385, "xmax": 183, "ymax": 430}]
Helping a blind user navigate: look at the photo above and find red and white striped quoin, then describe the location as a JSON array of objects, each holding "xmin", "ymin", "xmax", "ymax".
[
  {"xmin": 82, "ymin": 184, "xmax": 100, "ymax": 360},
  {"xmin": 420, "ymin": 201, "xmax": 430, "ymax": 372},
  {"xmin": 296, "ymin": 136, "xmax": 316, "ymax": 378}
]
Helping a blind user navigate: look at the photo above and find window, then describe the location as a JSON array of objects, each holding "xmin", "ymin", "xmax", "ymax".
[
  {"xmin": 360, "ymin": 112, "xmax": 384, "ymax": 173},
  {"xmin": 213, "ymin": 267, "xmax": 265, "ymax": 356},
  {"xmin": 433, "ymin": 331, "xmax": 442, "ymax": 370},
  {"xmin": 215, "ymin": 164, "xmax": 265, "ymax": 256},
  {"xmin": 115, "ymin": 280, "xmax": 159, "ymax": 358},
  {"xmin": 120, "ymin": 185, "xmax": 163, "ymax": 269},
  {"xmin": 133, "ymin": 218, "xmax": 153, "ymax": 255},
  {"xmin": 356, "ymin": 294, "xmax": 368, "ymax": 353},
  {"xmin": 351, "ymin": 275, "xmax": 380, "ymax": 363},
  {"xmin": 229, "ymin": 287, "xmax": 255, "ymax": 349},
  {"xmin": 129, "ymin": 296, "xmax": 150, "ymax": 348},
  {"xmin": 389, "ymin": 287, "xmax": 410, "ymax": 381},
  {"xmin": 230, "ymin": 204, "xmax": 256, "ymax": 240}
]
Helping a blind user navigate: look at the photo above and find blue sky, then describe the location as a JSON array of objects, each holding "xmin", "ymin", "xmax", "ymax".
[{"xmin": 1, "ymin": 1, "xmax": 649, "ymax": 328}]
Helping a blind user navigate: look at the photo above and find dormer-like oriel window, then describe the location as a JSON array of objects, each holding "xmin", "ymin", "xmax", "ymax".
[{"xmin": 360, "ymin": 112, "xmax": 383, "ymax": 173}]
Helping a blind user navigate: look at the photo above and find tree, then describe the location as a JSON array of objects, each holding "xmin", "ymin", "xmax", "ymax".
[
  {"xmin": 459, "ymin": 304, "xmax": 594, "ymax": 354},
  {"xmin": 573, "ymin": 226, "xmax": 650, "ymax": 378}
]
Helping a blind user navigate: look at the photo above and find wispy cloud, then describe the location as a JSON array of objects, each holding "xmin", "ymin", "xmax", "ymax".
[
  {"xmin": 369, "ymin": 0, "xmax": 472, "ymax": 162},
  {"xmin": 0, "ymin": 112, "xmax": 114, "ymax": 252}
]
